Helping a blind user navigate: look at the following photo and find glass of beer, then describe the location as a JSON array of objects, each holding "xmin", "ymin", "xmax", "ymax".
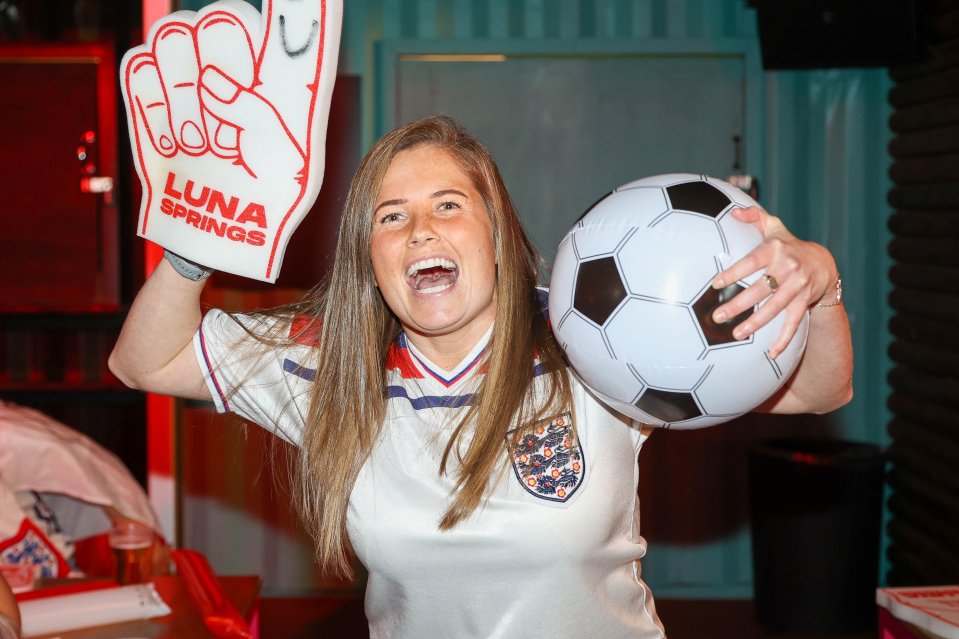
[{"xmin": 108, "ymin": 519, "xmax": 155, "ymax": 585}]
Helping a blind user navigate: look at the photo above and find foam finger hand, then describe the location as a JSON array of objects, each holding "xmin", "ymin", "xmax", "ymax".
[{"xmin": 120, "ymin": 0, "xmax": 342, "ymax": 283}]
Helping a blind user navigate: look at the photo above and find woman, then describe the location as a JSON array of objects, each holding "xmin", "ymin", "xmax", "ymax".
[{"xmin": 110, "ymin": 115, "xmax": 852, "ymax": 637}]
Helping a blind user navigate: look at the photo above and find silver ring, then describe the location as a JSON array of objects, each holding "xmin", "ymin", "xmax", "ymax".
[{"xmin": 763, "ymin": 274, "xmax": 779, "ymax": 292}]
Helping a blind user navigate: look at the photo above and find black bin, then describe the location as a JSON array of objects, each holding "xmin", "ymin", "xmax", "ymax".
[{"xmin": 748, "ymin": 438, "xmax": 884, "ymax": 634}]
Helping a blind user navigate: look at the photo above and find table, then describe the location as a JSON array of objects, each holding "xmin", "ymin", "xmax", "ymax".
[{"xmin": 28, "ymin": 575, "xmax": 261, "ymax": 639}]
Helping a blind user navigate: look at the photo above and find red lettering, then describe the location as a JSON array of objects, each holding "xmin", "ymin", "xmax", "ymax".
[
  {"xmin": 163, "ymin": 174, "xmax": 265, "ymax": 232},
  {"xmin": 202, "ymin": 216, "xmax": 228, "ymax": 237},
  {"xmin": 163, "ymin": 172, "xmax": 182, "ymax": 199},
  {"xmin": 183, "ymin": 180, "xmax": 210, "ymax": 207},
  {"xmin": 206, "ymin": 191, "xmax": 238, "ymax": 220},
  {"xmin": 226, "ymin": 225, "xmax": 246, "ymax": 242},
  {"xmin": 235, "ymin": 203, "xmax": 267, "ymax": 229},
  {"xmin": 246, "ymin": 230, "xmax": 265, "ymax": 246}
]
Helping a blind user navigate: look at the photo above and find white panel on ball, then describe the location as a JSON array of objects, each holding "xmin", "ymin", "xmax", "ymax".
[
  {"xmin": 565, "ymin": 347, "xmax": 646, "ymax": 408},
  {"xmin": 632, "ymin": 363, "xmax": 713, "ymax": 395},
  {"xmin": 548, "ymin": 238, "xmax": 578, "ymax": 324},
  {"xmin": 618, "ymin": 224, "xmax": 724, "ymax": 303},
  {"xmin": 605, "ymin": 300, "xmax": 706, "ymax": 366},
  {"xmin": 555, "ymin": 312, "xmax": 611, "ymax": 356},
  {"xmin": 584, "ymin": 187, "xmax": 669, "ymax": 235},
  {"xmin": 549, "ymin": 173, "xmax": 809, "ymax": 430}
]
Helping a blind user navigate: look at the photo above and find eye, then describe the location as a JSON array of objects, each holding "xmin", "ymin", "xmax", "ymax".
[
  {"xmin": 437, "ymin": 200, "xmax": 461, "ymax": 212},
  {"xmin": 378, "ymin": 211, "xmax": 403, "ymax": 224}
]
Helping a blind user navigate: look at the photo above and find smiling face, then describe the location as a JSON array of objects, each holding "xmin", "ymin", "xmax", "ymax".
[{"xmin": 370, "ymin": 144, "xmax": 498, "ymax": 364}]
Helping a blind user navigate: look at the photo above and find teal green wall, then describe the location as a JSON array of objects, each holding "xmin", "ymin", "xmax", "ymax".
[
  {"xmin": 178, "ymin": 0, "xmax": 893, "ymax": 598},
  {"xmin": 759, "ymin": 70, "xmax": 893, "ymax": 450}
]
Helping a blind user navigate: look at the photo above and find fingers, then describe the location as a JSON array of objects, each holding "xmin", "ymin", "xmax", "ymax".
[
  {"xmin": 258, "ymin": 0, "xmax": 342, "ymax": 150},
  {"xmin": 124, "ymin": 52, "xmax": 176, "ymax": 157},
  {"xmin": 128, "ymin": 0, "xmax": 341, "ymax": 162},
  {"xmin": 709, "ymin": 239, "xmax": 790, "ymax": 341},
  {"xmin": 711, "ymin": 273, "xmax": 774, "ymax": 334},
  {"xmin": 712, "ymin": 239, "xmax": 781, "ymax": 290},
  {"xmin": 700, "ymin": 209, "xmax": 828, "ymax": 358},
  {"xmin": 196, "ymin": 5, "xmax": 259, "ymax": 157},
  {"xmin": 769, "ymin": 305, "xmax": 808, "ymax": 359},
  {"xmin": 709, "ymin": 237, "xmax": 818, "ymax": 356},
  {"xmin": 129, "ymin": 5, "xmax": 260, "ymax": 159},
  {"xmin": 730, "ymin": 205, "xmax": 766, "ymax": 227},
  {"xmin": 706, "ymin": 273, "xmax": 799, "ymax": 358},
  {"xmin": 732, "ymin": 277, "xmax": 792, "ymax": 337},
  {"xmin": 153, "ymin": 20, "xmax": 207, "ymax": 154},
  {"xmin": 201, "ymin": 67, "xmax": 303, "ymax": 180}
]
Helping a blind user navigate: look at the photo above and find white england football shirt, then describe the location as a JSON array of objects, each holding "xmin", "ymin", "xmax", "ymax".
[{"xmin": 195, "ymin": 308, "xmax": 665, "ymax": 638}]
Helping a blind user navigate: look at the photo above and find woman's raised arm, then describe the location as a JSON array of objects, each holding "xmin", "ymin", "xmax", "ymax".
[{"xmin": 108, "ymin": 258, "xmax": 212, "ymax": 401}]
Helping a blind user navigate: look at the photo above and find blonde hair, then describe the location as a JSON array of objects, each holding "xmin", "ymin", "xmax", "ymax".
[{"xmin": 266, "ymin": 116, "xmax": 571, "ymax": 577}]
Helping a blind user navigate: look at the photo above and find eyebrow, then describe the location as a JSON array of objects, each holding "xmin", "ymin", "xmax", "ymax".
[
  {"xmin": 373, "ymin": 198, "xmax": 405, "ymax": 214},
  {"xmin": 432, "ymin": 189, "xmax": 468, "ymax": 199},
  {"xmin": 372, "ymin": 189, "xmax": 469, "ymax": 214}
]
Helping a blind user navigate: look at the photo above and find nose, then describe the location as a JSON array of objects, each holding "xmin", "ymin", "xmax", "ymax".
[{"xmin": 407, "ymin": 211, "xmax": 436, "ymax": 246}]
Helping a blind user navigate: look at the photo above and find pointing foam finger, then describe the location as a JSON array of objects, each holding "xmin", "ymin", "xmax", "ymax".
[{"xmin": 258, "ymin": 0, "xmax": 342, "ymax": 151}]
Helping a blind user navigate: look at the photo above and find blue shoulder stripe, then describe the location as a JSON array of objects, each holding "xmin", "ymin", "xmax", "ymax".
[{"xmin": 283, "ymin": 358, "xmax": 316, "ymax": 381}]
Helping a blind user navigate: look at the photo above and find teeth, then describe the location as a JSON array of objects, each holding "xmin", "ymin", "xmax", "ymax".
[
  {"xmin": 406, "ymin": 257, "xmax": 457, "ymax": 278},
  {"xmin": 419, "ymin": 282, "xmax": 454, "ymax": 294}
]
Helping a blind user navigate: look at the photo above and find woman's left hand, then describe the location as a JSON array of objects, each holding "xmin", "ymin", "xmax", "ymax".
[{"xmin": 710, "ymin": 206, "xmax": 837, "ymax": 359}]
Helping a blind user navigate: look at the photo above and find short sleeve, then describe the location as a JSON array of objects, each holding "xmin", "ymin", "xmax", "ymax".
[
  {"xmin": 193, "ymin": 309, "xmax": 309, "ymax": 446},
  {"xmin": 570, "ymin": 374, "xmax": 652, "ymax": 454}
]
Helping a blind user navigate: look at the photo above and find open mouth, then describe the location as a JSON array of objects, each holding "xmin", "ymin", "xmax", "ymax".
[{"xmin": 407, "ymin": 257, "xmax": 459, "ymax": 294}]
